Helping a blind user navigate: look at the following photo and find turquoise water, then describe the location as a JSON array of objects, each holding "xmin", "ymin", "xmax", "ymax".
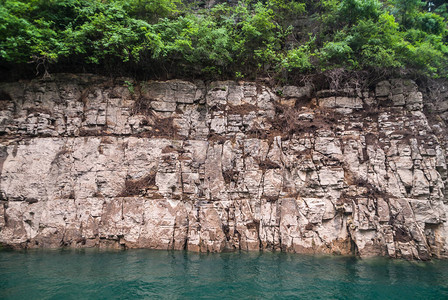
[{"xmin": 1, "ymin": 250, "xmax": 448, "ymax": 299}]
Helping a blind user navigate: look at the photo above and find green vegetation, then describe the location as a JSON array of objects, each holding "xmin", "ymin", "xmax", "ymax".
[{"xmin": 0, "ymin": 0, "xmax": 447, "ymax": 79}]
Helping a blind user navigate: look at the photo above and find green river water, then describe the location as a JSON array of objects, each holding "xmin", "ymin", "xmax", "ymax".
[{"xmin": 1, "ymin": 249, "xmax": 448, "ymax": 299}]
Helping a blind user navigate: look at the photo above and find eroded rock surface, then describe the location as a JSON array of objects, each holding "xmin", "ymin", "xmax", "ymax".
[{"xmin": 1, "ymin": 74, "xmax": 448, "ymax": 260}]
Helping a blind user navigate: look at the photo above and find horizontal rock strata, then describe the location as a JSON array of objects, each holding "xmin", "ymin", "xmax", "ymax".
[{"xmin": 1, "ymin": 74, "xmax": 448, "ymax": 260}]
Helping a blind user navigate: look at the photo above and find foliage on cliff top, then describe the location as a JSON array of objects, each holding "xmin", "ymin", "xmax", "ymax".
[{"xmin": 0, "ymin": 0, "xmax": 447, "ymax": 80}]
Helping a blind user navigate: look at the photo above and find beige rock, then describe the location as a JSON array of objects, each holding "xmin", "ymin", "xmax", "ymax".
[
  {"xmin": 282, "ymin": 85, "xmax": 312, "ymax": 99},
  {"xmin": 318, "ymin": 97, "xmax": 363, "ymax": 109},
  {"xmin": 0, "ymin": 75, "xmax": 447, "ymax": 260}
]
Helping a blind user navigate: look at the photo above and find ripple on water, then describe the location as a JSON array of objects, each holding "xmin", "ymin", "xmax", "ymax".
[{"xmin": 1, "ymin": 249, "xmax": 448, "ymax": 299}]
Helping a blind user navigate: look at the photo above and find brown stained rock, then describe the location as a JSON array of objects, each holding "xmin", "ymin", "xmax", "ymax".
[{"xmin": 119, "ymin": 173, "xmax": 157, "ymax": 197}]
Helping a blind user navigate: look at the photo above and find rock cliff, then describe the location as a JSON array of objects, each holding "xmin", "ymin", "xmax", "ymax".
[{"xmin": 1, "ymin": 74, "xmax": 448, "ymax": 260}]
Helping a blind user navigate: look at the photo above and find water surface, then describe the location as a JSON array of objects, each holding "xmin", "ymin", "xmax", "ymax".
[{"xmin": 1, "ymin": 249, "xmax": 448, "ymax": 299}]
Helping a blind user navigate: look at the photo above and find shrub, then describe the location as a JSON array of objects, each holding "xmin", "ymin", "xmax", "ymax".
[
  {"xmin": 281, "ymin": 46, "xmax": 313, "ymax": 72},
  {"xmin": 0, "ymin": 0, "xmax": 447, "ymax": 79}
]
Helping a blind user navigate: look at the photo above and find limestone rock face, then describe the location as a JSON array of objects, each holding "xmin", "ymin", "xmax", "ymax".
[{"xmin": 1, "ymin": 74, "xmax": 448, "ymax": 260}]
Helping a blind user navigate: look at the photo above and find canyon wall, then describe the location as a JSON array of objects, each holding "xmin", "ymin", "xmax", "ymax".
[{"xmin": 1, "ymin": 74, "xmax": 448, "ymax": 259}]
